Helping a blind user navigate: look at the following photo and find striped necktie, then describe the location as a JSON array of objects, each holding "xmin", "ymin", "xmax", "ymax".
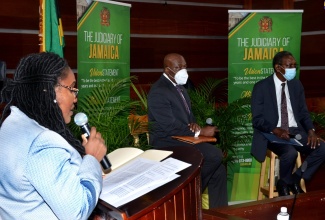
[
  {"xmin": 176, "ymin": 85, "xmax": 190, "ymax": 114},
  {"xmin": 281, "ymin": 83, "xmax": 289, "ymax": 131}
]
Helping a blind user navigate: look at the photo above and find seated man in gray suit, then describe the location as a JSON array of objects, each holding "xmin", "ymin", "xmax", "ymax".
[{"xmin": 147, "ymin": 53, "xmax": 228, "ymax": 208}]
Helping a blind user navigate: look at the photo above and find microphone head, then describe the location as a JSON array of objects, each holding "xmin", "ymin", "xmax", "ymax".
[
  {"xmin": 301, "ymin": 160, "xmax": 308, "ymax": 173},
  {"xmin": 206, "ymin": 118, "xmax": 213, "ymax": 125},
  {"xmin": 295, "ymin": 134, "xmax": 302, "ymax": 140},
  {"xmin": 74, "ymin": 112, "xmax": 88, "ymax": 126}
]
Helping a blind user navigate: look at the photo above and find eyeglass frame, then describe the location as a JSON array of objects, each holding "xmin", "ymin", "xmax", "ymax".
[
  {"xmin": 278, "ymin": 63, "xmax": 299, "ymax": 69},
  {"xmin": 57, "ymin": 83, "xmax": 79, "ymax": 97}
]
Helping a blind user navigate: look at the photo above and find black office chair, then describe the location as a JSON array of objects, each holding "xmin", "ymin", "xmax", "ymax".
[
  {"xmin": 0, "ymin": 60, "xmax": 7, "ymax": 108},
  {"xmin": 0, "ymin": 60, "xmax": 6, "ymax": 91}
]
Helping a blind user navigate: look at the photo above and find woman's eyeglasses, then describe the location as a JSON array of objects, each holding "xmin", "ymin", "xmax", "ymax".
[{"xmin": 57, "ymin": 83, "xmax": 79, "ymax": 97}]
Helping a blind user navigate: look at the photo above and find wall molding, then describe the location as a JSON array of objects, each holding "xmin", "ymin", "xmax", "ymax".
[
  {"xmin": 1, "ymin": 28, "xmax": 325, "ymax": 37},
  {"xmin": 121, "ymin": 0, "xmax": 243, "ymax": 8},
  {"xmin": 7, "ymin": 66, "xmax": 325, "ymax": 74}
]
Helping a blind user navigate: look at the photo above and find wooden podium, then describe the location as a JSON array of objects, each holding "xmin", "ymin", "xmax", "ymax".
[{"xmin": 90, "ymin": 146, "xmax": 203, "ymax": 220}]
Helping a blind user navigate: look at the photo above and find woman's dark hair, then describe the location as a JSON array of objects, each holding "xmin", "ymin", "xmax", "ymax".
[{"xmin": 0, "ymin": 52, "xmax": 85, "ymax": 155}]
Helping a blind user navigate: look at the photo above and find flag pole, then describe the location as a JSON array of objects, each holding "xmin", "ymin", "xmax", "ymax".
[{"xmin": 39, "ymin": 0, "xmax": 44, "ymax": 52}]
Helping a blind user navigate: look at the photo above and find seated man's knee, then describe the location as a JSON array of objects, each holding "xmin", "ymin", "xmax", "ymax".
[
  {"xmin": 285, "ymin": 148, "xmax": 298, "ymax": 161},
  {"xmin": 207, "ymin": 147, "xmax": 223, "ymax": 164},
  {"xmin": 218, "ymin": 163, "xmax": 226, "ymax": 175},
  {"xmin": 316, "ymin": 142, "xmax": 325, "ymax": 157}
]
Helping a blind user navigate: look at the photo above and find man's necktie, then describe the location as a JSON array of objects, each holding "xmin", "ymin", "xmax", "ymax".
[
  {"xmin": 176, "ymin": 85, "xmax": 190, "ymax": 114},
  {"xmin": 281, "ymin": 83, "xmax": 289, "ymax": 131}
]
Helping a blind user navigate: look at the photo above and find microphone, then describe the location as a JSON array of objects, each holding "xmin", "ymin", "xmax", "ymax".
[
  {"xmin": 205, "ymin": 118, "xmax": 220, "ymax": 144},
  {"xmin": 205, "ymin": 118, "xmax": 214, "ymax": 126},
  {"xmin": 289, "ymin": 160, "xmax": 308, "ymax": 220},
  {"xmin": 74, "ymin": 112, "xmax": 111, "ymax": 173},
  {"xmin": 206, "ymin": 118, "xmax": 213, "ymax": 126},
  {"xmin": 289, "ymin": 133, "xmax": 302, "ymax": 140}
]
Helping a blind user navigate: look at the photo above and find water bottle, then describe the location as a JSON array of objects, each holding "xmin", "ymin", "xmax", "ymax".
[{"xmin": 277, "ymin": 207, "xmax": 289, "ymax": 220}]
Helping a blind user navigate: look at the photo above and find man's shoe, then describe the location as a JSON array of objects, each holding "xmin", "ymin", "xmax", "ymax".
[
  {"xmin": 276, "ymin": 180, "xmax": 290, "ymax": 196},
  {"xmin": 289, "ymin": 183, "xmax": 305, "ymax": 195}
]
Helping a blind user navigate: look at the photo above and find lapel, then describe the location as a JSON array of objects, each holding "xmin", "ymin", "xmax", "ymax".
[
  {"xmin": 161, "ymin": 76, "xmax": 189, "ymax": 111},
  {"xmin": 287, "ymin": 80, "xmax": 297, "ymax": 117},
  {"xmin": 267, "ymin": 75, "xmax": 278, "ymax": 117}
]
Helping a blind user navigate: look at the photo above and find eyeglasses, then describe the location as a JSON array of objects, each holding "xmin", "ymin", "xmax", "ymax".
[
  {"xmin": 279, "ymin": 63, "xmax": 299, "ymax": 69},
  {"xmin": 57, "ymin": 83, "xmax": 79, "ymax": 97}
]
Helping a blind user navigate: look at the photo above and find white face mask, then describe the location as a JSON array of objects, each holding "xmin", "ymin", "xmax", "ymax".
[{"xmin": 168, "ymin": 67, "xmax": 189, "ymax": 85}]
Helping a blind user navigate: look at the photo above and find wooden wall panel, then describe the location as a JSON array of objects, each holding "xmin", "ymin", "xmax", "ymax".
[
  {"xmin": 131, "ymin": 70, "xmax": 228, "ymax": 91},
  {"xmin": 296, "ymin": 0, "xmax": 325, "ymax": 32},
  {"xmin": 57, "ymin": 0, "xmax": 77, "ymax": 31},
  {"xmin": 0, "ymin": 1, "xmax": 39, "ymax": 29},
  {"xmin": 250, "ymin": 0, "xmax": 293, "ymax": 9},
  {"xmin": 130, "ymin": 38, "xmax": 227, "ymax": 68},
  {"xmin": 0, "ymin": 33, "xmax": 39, "ymax": 68},
  {"xmin": 163, "ymin": 0, "xmax": 243, "ymax": 4},
  {"xmin": 301, "ymin": 35, "xmax": 325, "ymax": 66},
  {"xmin": 63, "ymin": 35, "xmax": 78, "ymax": 68},
  {"xmin": 130, "ymin": 35, "xmax": 228, "ymax": 89},
  {"xmin": 0, "ymin": 0, "xmax": 40, "ymax": 70},
  {"xmin": 301, "ymin": 70, "xmax": 325, "ymax": 97},
  {"xmin": 297, "ymin": 1, "xmax": 325, "ymax": 98},
  {"xmin": 125, "ymin": 2, "xmax": 229, "ymax": 35},
  {"xmin": 0, "ymin": 0, "xmax": 324, "ymax": 99}
]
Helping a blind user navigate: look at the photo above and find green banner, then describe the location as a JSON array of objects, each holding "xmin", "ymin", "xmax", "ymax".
[
  {"xmin": 227, "ymin": 10, "xmax": 303, "ymax": 202},
  {"xmin": 77, "ymin": 0, "xmax": 131, "ymax": 102}
]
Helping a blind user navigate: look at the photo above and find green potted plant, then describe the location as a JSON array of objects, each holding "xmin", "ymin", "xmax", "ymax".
[
  {"xmin": 310, "ymin": 112, "xmax": 325, "ymax": 139},
  {"xmin": 187, "ymin": 77, "xmax": 252, "ymax": 209},
  {"xmin": 70, "ymin": 76, "xmax": 151, "ymax": 152},
  {"xmin": 188, "ymin": 78, "xmax": 253, "ymax": 165}
]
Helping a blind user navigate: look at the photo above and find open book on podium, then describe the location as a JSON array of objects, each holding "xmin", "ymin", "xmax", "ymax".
[
  {"xmin": 261, "ymin": 132, "xmax": 303, "ymax": 146},
  {"xmin": 100, "ymin": 147, "xmax": 191, "ymax": 207},
  {"xmin": 172, "ymin": 135, "xmax": 217, "ymax": 145},
  {"xmin": 106, "ymin": 147, "xmax": 173, "ymax": 171}
]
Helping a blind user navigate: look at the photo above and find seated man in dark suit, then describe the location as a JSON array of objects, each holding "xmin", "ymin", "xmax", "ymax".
[
  {"xmin": 251, "ymin": 51, "xmax": 325, "ymax": 196},
  {"xmin": 147, "ymin": 53, "xmax": 228, "ymax": 208}
]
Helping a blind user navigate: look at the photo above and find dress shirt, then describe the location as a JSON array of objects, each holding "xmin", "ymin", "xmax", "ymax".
[{"xmin": 0, "ymin": 106, "xmax": 103, "ymax": 220}]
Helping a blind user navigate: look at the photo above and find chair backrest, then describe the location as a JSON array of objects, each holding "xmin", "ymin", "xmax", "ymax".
[
  {"xmin": 0, "ymin": 60, "xmax": 6, "ymax": 91},
  {"xmin": 128, "ymin": 114, "xmax": 149, "ymax": 146}
]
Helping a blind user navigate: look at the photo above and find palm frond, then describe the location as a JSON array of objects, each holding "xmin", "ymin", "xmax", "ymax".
[
  {"xmin": 73, "ymin": 77, "xmax": 145, "ymax": 152},
  {"xmin": 130, "ymin": 83, "xmax": 149, "ymax": 114},
  {"xmin": 311, "ymin": 112, "xmax": 325, "ymax": 139},
  {"xmin": 195, "ymin": 77, "xmax": 227, "ymax": 102},
  {"xmin": 188, "ymin": 78, "xmax": 252, "ymax": 164}
]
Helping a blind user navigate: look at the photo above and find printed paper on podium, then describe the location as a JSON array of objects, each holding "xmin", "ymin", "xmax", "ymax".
[{"xmin": 99, "ymin": 157, "xmax": 191, "ymax": 207}]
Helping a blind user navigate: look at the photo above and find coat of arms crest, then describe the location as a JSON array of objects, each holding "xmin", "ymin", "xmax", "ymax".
[{"xmin": 258, "ymin": 16, "xmax": 272, "ymax": 32}]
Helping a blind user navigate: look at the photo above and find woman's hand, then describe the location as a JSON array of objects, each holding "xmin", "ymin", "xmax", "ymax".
[{"xmin": 82, "ymin": 127, "xmax": 107, "ymax": 162}]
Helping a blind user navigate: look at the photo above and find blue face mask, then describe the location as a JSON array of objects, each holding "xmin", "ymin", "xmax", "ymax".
[{"xmin": 280, "ymin": 66, "xmax": 296, "ymax": 81}]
